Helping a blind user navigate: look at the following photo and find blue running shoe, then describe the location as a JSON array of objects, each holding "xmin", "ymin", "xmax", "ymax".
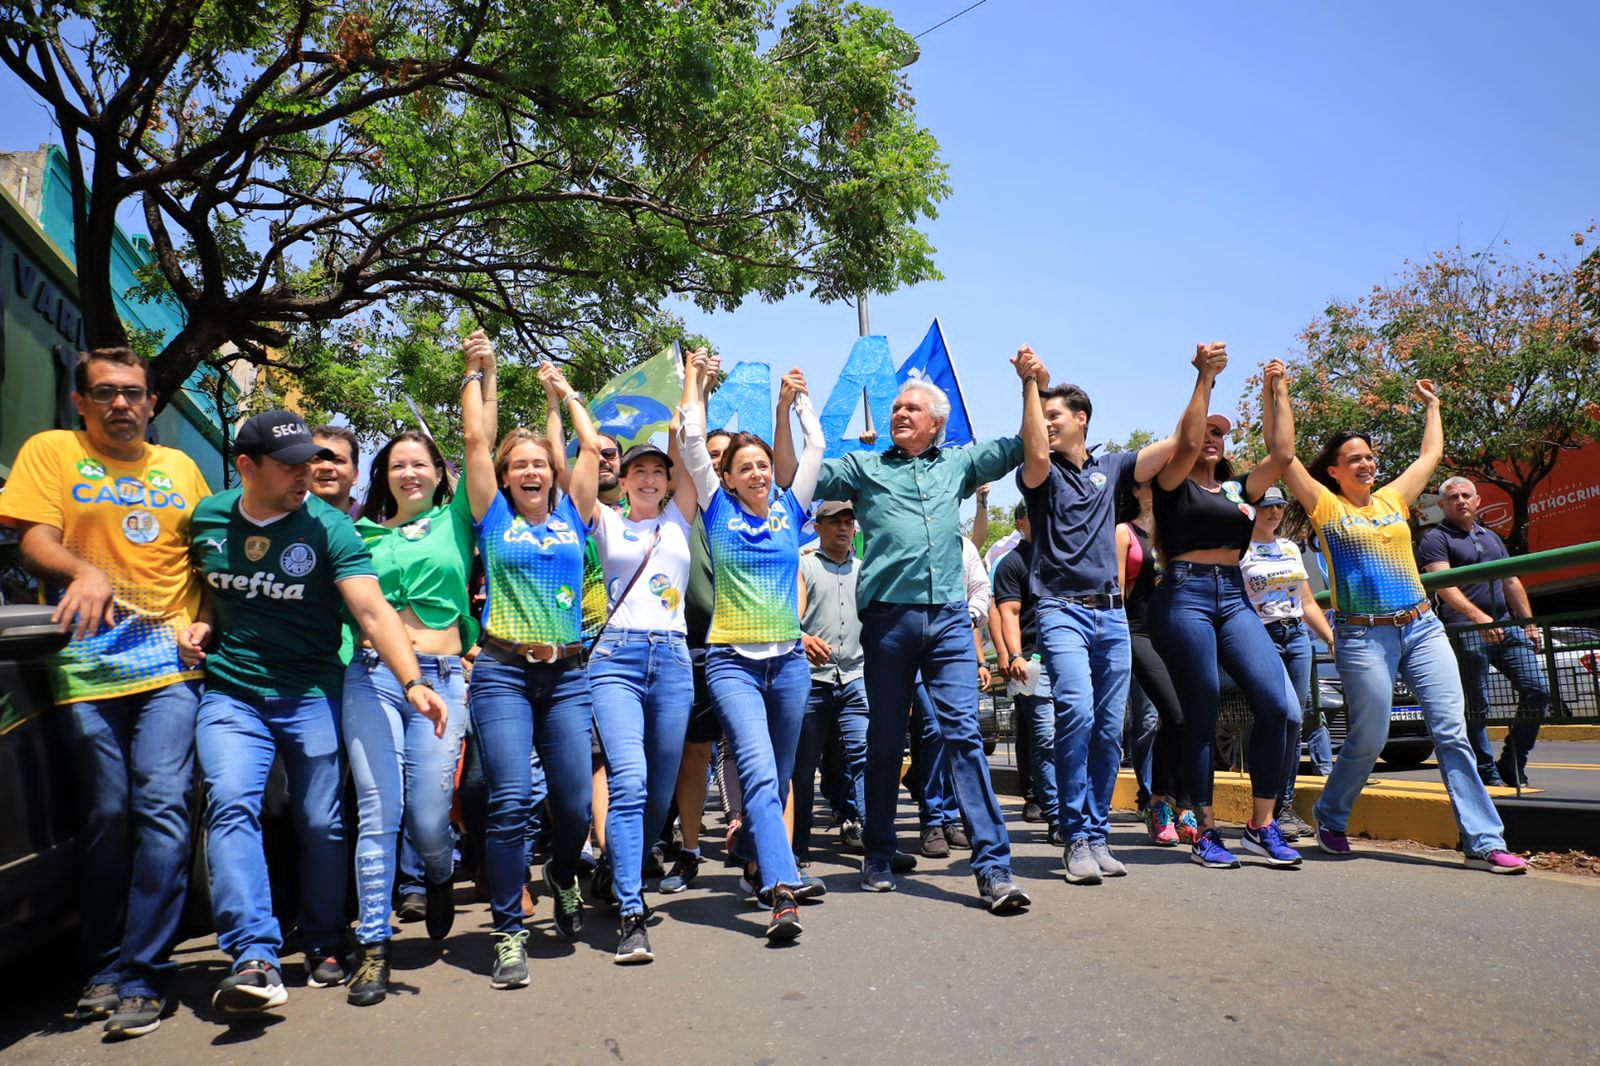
[
  {"xmin": 1242, "ymin": 821, "xmax": 1303, "ymax": 867},
  {"xmin": 1190, "ymin": 828, "xmax": 1240, "ymax": 869}
]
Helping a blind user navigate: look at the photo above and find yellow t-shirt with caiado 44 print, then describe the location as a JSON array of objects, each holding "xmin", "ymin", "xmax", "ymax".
[{"xmin": 0, "ymin": 430, "xmax": 209, "ymax": 703}]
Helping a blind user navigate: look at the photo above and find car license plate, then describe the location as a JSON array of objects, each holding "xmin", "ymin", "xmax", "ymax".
[{"xmin": 1390, "ymin": 706, "xmax": 1423, "ymax": 721}]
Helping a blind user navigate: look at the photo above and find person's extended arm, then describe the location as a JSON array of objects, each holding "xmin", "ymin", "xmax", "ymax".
[
  {"xmin": 973, "ymin": 624, "xmax": 991, "ymax": 692},
  {"xmin": 1386, "ymin": 379, "xmax": 1444, "ymax": 505},
  {"xmin": 1299, "ymin": 582, "xmax": 1334, "ymax": 646},
  {"xmin": 461, "ymin": 332, "xmax": 501, "ymax": 523},
  {"xmin": 678, "ymin": 387, "xmax": 721, "ymax": 511},
  {"xmin": 1116, "ymin": 522, "xmax": 1131, "ymax": 597},
  {"xmin": 1504, "ymin": 577, "xmax": 1543, "ymax": 649},
  {"xmin": 788, "ymin": 374, "xmax": 825, "ymax": 510},
  {"xmin": 774, "ymin": 367, "xmax": 800, "ymax": 490},
  {"xmin": 1015, "ymin": 345, "xmax": 1052, "ymax": 491},
  {"xmin": 340, "ymin": 575, "xmax": 449, "ymax": 735},
  {"xmin": 1243, "ymin": 359, "xmax": 1291, "ymax": 501},
  {"xmin": 1422, "ymin": 558, "xmax": 1507, "ymax": 642},
  {"xmin": 1274, "ymin": 367, "xmax": 1326, "ymax": 514},
  {"xmin": 669, "ymin": 349, "xmax": 711, "ymax": 516},
  {"xmin": 15, "ymin": 521, "xmax": 116, "ymax": 638},
  {"xmin": 1150, "ymin": 343, "xmax": 1228, "ymax": 489},
  {"xmin": 998, "ymin": 600, "xmax": 1029, "ymax": 681},
  {"xmin": 541, "ymin": 363, "xmax": 601, "ymax": 521},
  {"xmin": 971, "ymin": 484, "xmax": 990, "ymax": 549},
  {"xmin": 545, "ymin": 392, "xmax": 571, "ymax": 494}
]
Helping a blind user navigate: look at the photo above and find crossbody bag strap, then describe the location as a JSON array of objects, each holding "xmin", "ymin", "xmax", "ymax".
[{"xmin": 589, "ymin": 522, "xmax": 664, "ymax": 655}]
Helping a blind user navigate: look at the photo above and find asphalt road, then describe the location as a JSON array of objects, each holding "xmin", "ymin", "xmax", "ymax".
[
  {"xmin": 1366, "ymin": 740, "xmax": 1600, "ymax": 804},
  {"xmin": 4, "ymin": 796, "xmax": 1598, "ymax": 1066}
]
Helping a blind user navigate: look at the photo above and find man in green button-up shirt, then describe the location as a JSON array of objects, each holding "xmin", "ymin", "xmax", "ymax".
[{"xmin": 813, "ymin": 350, "xmax": 1048, "ymax": 911}]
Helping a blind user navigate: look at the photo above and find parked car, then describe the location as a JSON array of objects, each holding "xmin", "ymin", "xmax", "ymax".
[
  {"xmin": 0, "ymin": 603, "xmax": 77, "ymax": 967},
  {"xmin": 1215, "ymin": 642, "xmax": 1435, "ymax": 772}
]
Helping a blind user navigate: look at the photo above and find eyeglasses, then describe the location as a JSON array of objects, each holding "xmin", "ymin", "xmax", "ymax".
[
  {"xmin": 599, "ymin": 448, "xmax": 620, "ymax": 460},
  {"xmin": 85, "ymin": 384, "xmax": 149, "ymax": 405}
]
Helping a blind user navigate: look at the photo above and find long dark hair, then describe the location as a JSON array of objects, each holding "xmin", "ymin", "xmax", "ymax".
[
  {"xmin": 364, "ymin": 431, "xmax": 452, "ymax": 520},
  {"xmin": 1307, "ymin": 430, "xmax": 1372, "ymax": 496}
]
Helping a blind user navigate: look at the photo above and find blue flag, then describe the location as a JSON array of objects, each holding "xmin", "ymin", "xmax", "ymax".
[{"xmin": 896, "ymin": 318, "xmax": 973, "ymax": 447}]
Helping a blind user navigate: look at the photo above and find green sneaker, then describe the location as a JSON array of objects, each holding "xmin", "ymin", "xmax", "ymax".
[{"xmin": 490, "ymin": 930, "xmax": 530, "ymax": 989}]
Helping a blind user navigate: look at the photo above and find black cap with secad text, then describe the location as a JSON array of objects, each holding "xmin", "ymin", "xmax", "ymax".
[
  {"xmin": 618, "ymin": 442, "xmax": 673, "ymax": 476},
  {"xmin": 235, "ymin": 410, "xmax": 336, "ymax": 465}
]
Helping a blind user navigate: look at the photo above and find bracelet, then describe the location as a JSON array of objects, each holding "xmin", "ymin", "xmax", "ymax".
[
  {"xmin": 462, "ymin": 371, "xmax": 484, "ymax": 387},
  {"xmin": 404, "ymin": 677, "xmax": 434, "ymax": 694},
  {"xmin": 563, "ymin": 391, "xmax": 585, "ymax": 406}
]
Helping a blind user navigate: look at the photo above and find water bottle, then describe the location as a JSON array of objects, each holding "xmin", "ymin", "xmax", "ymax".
[{"xmin": 1019, "ymin": 653, "xmax": 1042, "ymax": 697}]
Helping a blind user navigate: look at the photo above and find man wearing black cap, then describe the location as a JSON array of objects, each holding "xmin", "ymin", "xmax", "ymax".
[{"xmin": 189, "ymin": 410, "xmax": 448, "ymax": 1016}]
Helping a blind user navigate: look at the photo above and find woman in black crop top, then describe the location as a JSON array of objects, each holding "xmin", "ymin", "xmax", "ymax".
[{"xmin": 1146, "ymin": 350, "xmax": 1303, "ymax": 870}]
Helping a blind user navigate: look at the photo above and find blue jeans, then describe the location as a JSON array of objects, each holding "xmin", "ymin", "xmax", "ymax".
[
  {"xmin": 1266, "ymin": 622, "xmax": 1314, "ymax": 804},
  {"xmin": 1036, "ymin": 600, "xmax": 1131, "ymax": 844},
  {"xmin": 801, "ymin": 677, "xmax": 870, "ymax": 852},
  {"xmin": 196, "ymin": 689, "xmax": 345, "ymax": 968},
  {"xmin": 1314, "ymin": 611, "xmax": 1507, "ymax": 855},
  {"xmin": 1125, "ymin": 676, "xmax": 1157, "ymax": 811},
  {"xmin": 589, "ymin": 631, "xmax": 694, "ymax": 915},
  {"xmin": 343, "ymin": 651, "xmax": 468, "ymax": 945},
  {"xmin": 705, "ymin": 645, "xmax": 808, "ymax": 893},
  {"xmin": 860, "ymin": 603, "xmax": 1011, "ymax": 882},
  {"xmin": 469, "ymin": 655, "xmax": 594, "ymax": 933},
  {"xmin": 64, "ymin": 680, "xmax": 199, "ymax": 998},
  {"xmin": 1456, "ymin": 627, "xmax": 1549, "ymax": 776},
  {"xmin": 1013, "ymin": 662, "xmax": 1060, "ymax": 825},
  {"xmin": 912, "ymin": 680, "xmax": 961, "ymax": 828},
  {"xmin": 1148, "ymin": 562, "xmax": 1298, "ymax": 807},
  {"xmin": 1305, "ymin": 719, "xmax": 1334, "ymax": 775}
]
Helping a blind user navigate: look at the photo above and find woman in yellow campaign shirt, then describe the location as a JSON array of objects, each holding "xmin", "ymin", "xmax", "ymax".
[{"xmin": 1278, "ymin": 378, "xmax": 1523, "ymax": 874}]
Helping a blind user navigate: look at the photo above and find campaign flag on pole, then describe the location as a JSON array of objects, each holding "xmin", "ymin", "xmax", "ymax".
[
  {"xmin": 896, "ymin": 318, "xmax": 973, "ymax": 447},
  {"xmin": 587, "ymin": 344, "xmax": 684, "ymax": 450}
]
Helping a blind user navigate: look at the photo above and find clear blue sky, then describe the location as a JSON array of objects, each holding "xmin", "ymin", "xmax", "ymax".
[{"xmin": 2, "ymin": 2, "xmax": 1595, "ymax": 508}]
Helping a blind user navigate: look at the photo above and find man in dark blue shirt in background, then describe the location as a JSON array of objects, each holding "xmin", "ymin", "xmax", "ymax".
[{"xmin": 1418, "ymin": 476, "xmax": 1548, "ymax": 787}]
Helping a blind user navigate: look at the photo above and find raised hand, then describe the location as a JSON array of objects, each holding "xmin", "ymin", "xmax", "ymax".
[
  {"xmin": 1263, "ymin": 358, "xmax": 1286, "ymax": 396},
  {"xmin": 1011, "ymin": 344, "xmax": 1049, "ymax": 387},
  {"xmin": 463, "ymin": 329, "xmax": 495, "ymax": 373},
  {"xmin": 1193, "ymin": 341, "xmax": 1228, "ymax": 380},
  {"xmin": 538, "ymin": 361, "xmax": 575, "ymax": 400},
  {"xmin": 1414, "ymin": 378, "xmax": 1440, "ymax": 406},
  {"xmin": 778, "ymin": 368, "xmax": 808, "ymax": 407}
]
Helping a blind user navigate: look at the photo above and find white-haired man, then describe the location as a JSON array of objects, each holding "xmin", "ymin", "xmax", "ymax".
[
  {"xmin": 813, "ymin": 355, "xmax": 1046, "ymax": 912},
  {"xmin": 1418, "ymin": 476, "xmax": 1548, "ymax": 786}
]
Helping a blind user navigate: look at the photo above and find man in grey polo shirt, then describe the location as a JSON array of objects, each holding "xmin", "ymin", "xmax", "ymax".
[{"xmin": 796, "ymin": 500, "xmax": 869, "ymax": 862}]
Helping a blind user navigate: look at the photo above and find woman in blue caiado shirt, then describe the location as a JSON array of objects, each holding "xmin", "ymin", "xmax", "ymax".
[{"xmin": 460, "ymin": 331, "xmax": 603, "ymax": 990}]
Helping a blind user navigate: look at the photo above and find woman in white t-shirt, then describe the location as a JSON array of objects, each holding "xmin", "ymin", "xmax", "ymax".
[
  {"xmin": 1239, "ymin": 486, "xmax": 1333, "ymax": 841},
  {"xmin": 580, "ymin": 361, "xmax": 704, "ymax": 965}
]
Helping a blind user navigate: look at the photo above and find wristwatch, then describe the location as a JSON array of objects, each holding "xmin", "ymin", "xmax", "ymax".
[
  {"xmin": 404, "ymin": 677, "xmax": 435, "ymax": 695},
  {"xmin": 1009, "ymin": 653, "xmax": 1026, "ymax": 666}
]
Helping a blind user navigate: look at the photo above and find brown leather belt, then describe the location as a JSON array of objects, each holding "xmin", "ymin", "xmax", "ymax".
[
  {"xmin": 1337, "ymin": 601, "xmax": 1431, "ymax": 627},
  {"xmin": 481, "ymin": 635, "xmax": 585, "ymax": 666}
]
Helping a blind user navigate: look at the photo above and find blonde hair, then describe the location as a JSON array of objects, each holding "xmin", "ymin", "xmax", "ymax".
[{"xmin": 493, "ymin": 429, "xmax": 559, "ymax": 508}]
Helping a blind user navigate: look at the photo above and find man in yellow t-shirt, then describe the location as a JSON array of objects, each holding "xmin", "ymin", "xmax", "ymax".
[{"xmin": 0, "ymin": 347, "xmax": 209, "ymax": 1039}]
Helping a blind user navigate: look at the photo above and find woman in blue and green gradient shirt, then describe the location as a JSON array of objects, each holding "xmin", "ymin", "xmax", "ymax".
[
  {"xmin": 460, "ymin": 331, "xmax": 605, "ymax": 989},
  {"xmin": 680, "ymin": 360, "xmax": 824, "ymax": 942}
]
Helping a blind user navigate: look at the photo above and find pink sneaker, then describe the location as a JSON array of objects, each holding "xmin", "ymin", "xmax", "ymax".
[
  {"xmin": 1145, "ymin": 801, "xmax": 1180, "ymax": 846},
  {"xmin": 1174, "ymin": 809, "xmax": 1201, "ymax": 846},
  {"xmin": 1466, "ymin": 850, "xmax": 1528, "ymax": 875}
]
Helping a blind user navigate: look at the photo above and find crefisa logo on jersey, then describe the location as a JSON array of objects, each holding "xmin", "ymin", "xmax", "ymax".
[{"xmin": 205, "ymin": 570, "xmax": 307, "ymax": 600}]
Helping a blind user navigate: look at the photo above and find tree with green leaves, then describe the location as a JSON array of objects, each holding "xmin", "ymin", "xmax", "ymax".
[
  {"xmin": 1238, "ymin": 236, "xmax": 1600, "ymax": 553},
  {"xmin": 0, "ymin": 0, "xmax": 947, "ymax": 414}
]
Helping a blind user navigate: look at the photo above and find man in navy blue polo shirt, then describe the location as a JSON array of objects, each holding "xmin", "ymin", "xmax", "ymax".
[
  {"xmin": 1016, "ymin": 343, "xmax": 1221, "ymax": 885},
  {"xmin": 1418, "ymin": 476, "xmax": 1548, "ymax": 787}
]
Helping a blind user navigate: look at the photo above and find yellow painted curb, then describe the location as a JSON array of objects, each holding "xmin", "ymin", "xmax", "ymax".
[
  {"xmin": 1486, "ymin": 725, "xmax": 1600, "ymax": 742},
  {"xmin": 1109, "ymin": 769, "xmax": 1512, "ymax": 850}
]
